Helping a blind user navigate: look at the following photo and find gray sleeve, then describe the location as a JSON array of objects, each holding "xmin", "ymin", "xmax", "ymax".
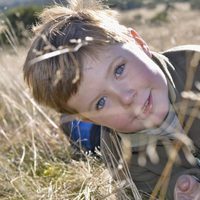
[{"xmin": 100, "ymin": 127, "xmax": 200, "ymax": 199}]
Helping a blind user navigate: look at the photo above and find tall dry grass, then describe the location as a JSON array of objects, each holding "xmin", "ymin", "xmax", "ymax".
[
  {"xmin": 0, "ymin": 47, "xmax": 118, "ymax": 199},
  {"xmin": 0, "ymin": 2, "xmax": 200, "ymax": 200}
]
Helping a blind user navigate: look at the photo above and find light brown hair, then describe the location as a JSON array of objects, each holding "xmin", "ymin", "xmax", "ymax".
[{"xmin": 23, "ymin": 0, "xmax": 130, "ymax": 114}]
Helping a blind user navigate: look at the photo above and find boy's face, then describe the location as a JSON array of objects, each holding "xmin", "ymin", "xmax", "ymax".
[{"xmin": 67, "ymin": 42, "xmax": 169, "ymax": 133}]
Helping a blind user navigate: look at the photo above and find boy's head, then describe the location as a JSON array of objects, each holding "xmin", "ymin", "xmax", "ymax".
[
  {"xmin": 23, "ymin": 0, "xmax": 131, "ymax": 114},
  {"xmin": 24, "ymin": 0, "xmax": 169, "ymax": 132}
]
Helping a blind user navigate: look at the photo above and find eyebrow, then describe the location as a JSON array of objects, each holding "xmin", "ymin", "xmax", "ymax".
[{"xmin": 87, "ymin": 56, "xmax": 123, "ymax": 111}]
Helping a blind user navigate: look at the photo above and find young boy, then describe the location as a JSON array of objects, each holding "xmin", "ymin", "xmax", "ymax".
[{"xmin": 23, "ymin": 0, "xmax": 200, "ymax": 199}]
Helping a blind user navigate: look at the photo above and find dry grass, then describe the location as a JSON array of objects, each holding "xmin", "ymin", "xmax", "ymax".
[
  {"xmin": 0, "ymin": 47, "xmax": 117, "ymax": 199},
  {"xmin": 0, "ymin": 2, "xmax": 200, "ymax": 200}
]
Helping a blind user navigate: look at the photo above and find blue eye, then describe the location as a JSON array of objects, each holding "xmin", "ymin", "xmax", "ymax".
[
  {"xmin": 96, "ymin": 96, "xmax": 106, "ymax": 110},
  {"xmin": 115, "ymin": 64, "xmax": 125, "ymax": 78}
]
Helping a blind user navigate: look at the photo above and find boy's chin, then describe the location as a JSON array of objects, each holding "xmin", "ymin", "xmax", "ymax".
[
  {"xmin": 140, "ymin": 110, "xmax": 169, "ymax": 130},
  {"xmin": 107, "ymin": 106, "xmax": 170, "ymax": 133},
  {"xmin": 153, "ymin": 106, "xmax": 170, "ymax": 124}
]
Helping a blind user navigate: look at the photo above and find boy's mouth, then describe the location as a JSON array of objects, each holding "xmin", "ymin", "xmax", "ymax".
[
  {"xmin": 141, "ymin": 91, "xmax": 153, "ymax": 116},
  {"xmin": 134, "ymin": 91, "xmax": 153, "ymax": 121}
]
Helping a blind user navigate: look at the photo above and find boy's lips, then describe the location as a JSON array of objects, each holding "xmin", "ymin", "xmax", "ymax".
[
  {"xmin": 132, "ymin": 91, "xmax": 153, "ymax": 121},
  {"xmin": 138, "ymin": 91, "xmax": 153, "ymax": 119},
  {"xmin": 142, "ymin": 91, "xmax": 152, "ymax": 114}
]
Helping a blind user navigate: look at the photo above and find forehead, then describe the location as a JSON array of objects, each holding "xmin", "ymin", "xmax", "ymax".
[
  {"xmin": 81, "ymin": 43, "xmax": 133, "ymax": 83},
  {"xmin": 82, "ymin": 42, "xmax": 133, "ymax": 67},
  {"xmin": 83, "ymin": 44, "xmax": 120, "ymax": 65}
]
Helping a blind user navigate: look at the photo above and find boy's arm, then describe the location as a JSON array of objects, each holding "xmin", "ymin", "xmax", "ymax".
[
  {"xmin": 60, "ymin": 114, "xmax": 101, "ymax": 153},
  {"xmin": 100, "ymin": 127, "xmax": 200, "ymax": 199},
  {"xmin": 162, "ymin": 46, "xmax": 200, "ymax": 151}
]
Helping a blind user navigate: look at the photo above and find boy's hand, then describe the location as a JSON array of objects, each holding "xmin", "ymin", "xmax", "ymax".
[{"xmin": 174, "ymin": 175, "xmax": 200, "ymax": 200}]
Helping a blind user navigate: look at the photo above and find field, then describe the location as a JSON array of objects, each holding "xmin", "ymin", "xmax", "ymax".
[
  {"xmin": 0, "ymin": 3, "xmax": 200, "ymax": 200},
  {"xmin": 118, "ymin": 3, "xmax": 200, "ymax": 51}
]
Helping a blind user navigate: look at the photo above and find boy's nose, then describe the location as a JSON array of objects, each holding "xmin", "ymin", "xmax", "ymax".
[{"xmin": 117, "ymin": 88, "xmax": 136, "ymax": 106}]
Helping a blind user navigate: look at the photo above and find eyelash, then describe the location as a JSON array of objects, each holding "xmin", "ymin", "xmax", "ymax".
[
  {"xmin": 114, "ymin": 64, "xmax": 125, "ymax": 78},
  {"xmin": 96, "ymin": 96, "xmax": 106, "ymax": 110},
  {"xmin": 95, "ymin": 64, "xmax": 126, "ymax": 111}
]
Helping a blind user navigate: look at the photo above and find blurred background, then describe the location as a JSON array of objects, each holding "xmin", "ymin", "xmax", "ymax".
[
  {"xmin": 0, "ymin": 0, "xmax": 200, "ymax": 199},
  {"xmin": 0, "ymin": 0, "xmax": 200, "ymax": 50}
]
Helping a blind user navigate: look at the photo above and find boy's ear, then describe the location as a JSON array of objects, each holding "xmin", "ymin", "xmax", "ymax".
[{"xmin": 130, "ymin": 29, "xmax": 152, "ymax": 57}]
